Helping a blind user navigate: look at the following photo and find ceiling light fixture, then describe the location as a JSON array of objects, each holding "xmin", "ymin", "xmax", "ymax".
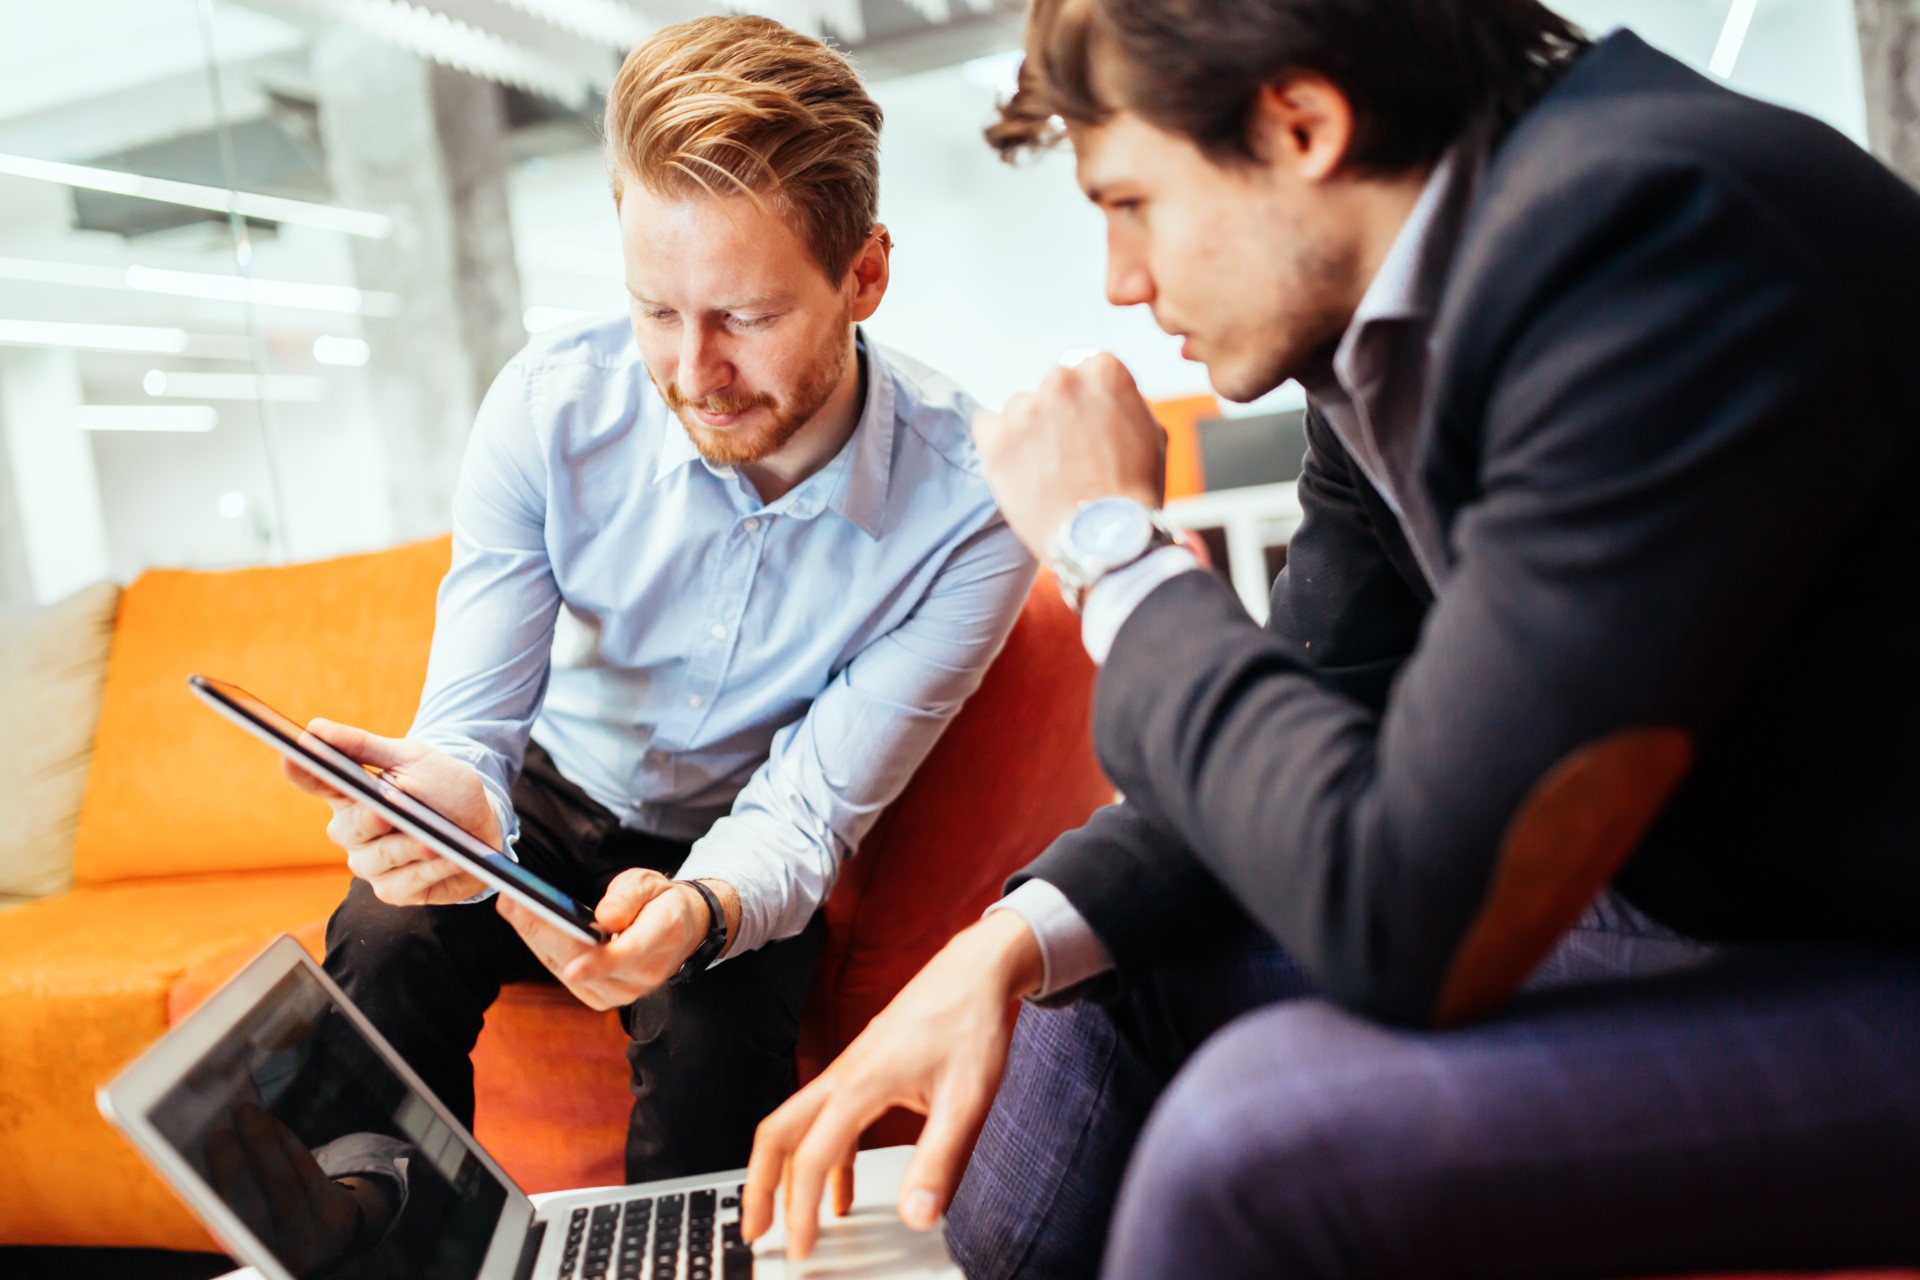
[
  {"xmin": 1709, "ymin": 0, "xmax": 1760, "ymax": 79},
  {"xmin": 0, "ymin": 318, "xmax": 191, "ymax": 354},
  {"xmin": 313, "ymin": 335, "xmax": 372, "ymax": 367},
  {"xmin": 126, "ymin": 264, "xmax": 397, "ymax": 316},
  {"xmin": 74, "ymin": 404, "xmax": 219, "ymax": 433},
  {"xmin": 0, "ymin": 256, "xmax": 395, "ymax": 317},
  {"xmin": 0, "ymin": 152, "xmax": 392, "ymax": 239},
  {"xmin": 143, "ymin": 370, "xmax": 328, "ymax": 402}
]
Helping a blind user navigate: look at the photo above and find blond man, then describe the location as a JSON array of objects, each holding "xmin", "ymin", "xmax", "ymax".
[{"xmin": 287, "ymin": 15, "xmax": 1034, "ymax": 1180}]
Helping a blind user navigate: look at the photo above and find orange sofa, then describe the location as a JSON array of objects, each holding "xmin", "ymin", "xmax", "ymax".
[{"xmin": 0, "ymin": 535, "xmax": 1113, "ymax": 1252}]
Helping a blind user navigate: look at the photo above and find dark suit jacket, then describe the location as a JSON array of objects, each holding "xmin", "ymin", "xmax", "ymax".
[{"xmin": 1014, "ymin": 31, "xmax": 1920, "ymax": 1024}]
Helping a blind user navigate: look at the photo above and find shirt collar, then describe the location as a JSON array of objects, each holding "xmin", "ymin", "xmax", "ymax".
[
  {"xmin": 1317, "ymin": 146, "xmax": 1469, "ymax": 397},
  {"xmin": 830, "ymin": 333, "xmax": 895, "ymax": 539},
  {"xmin": 651, "ymin": 330, "xmax": 894, "ymax": 540}
]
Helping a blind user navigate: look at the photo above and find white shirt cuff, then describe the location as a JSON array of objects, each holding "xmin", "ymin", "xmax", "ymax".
[
  {"xmin": 1080, "ymin": 546, "xmax": 1204, "ymax": 665},
  {"xmin": 984, "ymin": 879, "xmax": 1115, "ymax": 999},
  {"xmin": 455, "ymin": 790, "xmax": 522, "ymax": 905}
]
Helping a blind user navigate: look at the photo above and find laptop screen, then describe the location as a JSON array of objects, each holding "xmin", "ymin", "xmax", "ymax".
[{"xmin": 145, "ymin": 962, "xmax": 510, "ymax": 1280}]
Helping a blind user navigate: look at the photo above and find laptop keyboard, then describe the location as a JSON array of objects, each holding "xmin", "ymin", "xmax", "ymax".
[{"xmin": 559, "ymin": 1186, "xmax": 750, "ymax": 1280}]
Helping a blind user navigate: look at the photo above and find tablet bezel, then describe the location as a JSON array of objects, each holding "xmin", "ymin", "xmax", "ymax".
[{"xmin": 188, "ymin": 674, "xmax": 605, "ymax": 946}]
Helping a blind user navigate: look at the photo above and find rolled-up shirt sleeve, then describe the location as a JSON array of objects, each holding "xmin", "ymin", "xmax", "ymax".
[
  {"xmin": 407, "ymin": 354, "xmax": 563, "ymax": 856},
  {"xmin": 675, "ymin": 518, "xmax": 1037, "ymax": 959}
]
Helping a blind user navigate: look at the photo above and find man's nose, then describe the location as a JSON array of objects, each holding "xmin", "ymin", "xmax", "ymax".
[
  {"xmin": 678, "ymin": 326, "xmax": 732, "ymax": 401},
  {"xmin": 1106, "ymin": 255, "xmax": 1155, "ymax": 309}
]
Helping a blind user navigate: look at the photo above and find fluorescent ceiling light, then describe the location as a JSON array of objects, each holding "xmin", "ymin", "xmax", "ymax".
[
  {"xmin": 1710, "ymin": 0, "xmax": 1760, "ymax": 79},
  {"xmin": 313, "ymin": 335, "xmax": 372, "ymax": 367},
  {"xmin": 0, "ymin": 318, "xmax": 190, "ymax": 353},
  {"xmin": 0, "ymin": 256, "xmax": 395, "ymax": 317},
  {"xmin": 74, "ymin": 404, "xmax": 219, "ymax": 433},
  {"xmin": 523, "ymin": 305, "xmax": 591, "ymax": 333},
  {"xmin": 0, "ymin": 152, "xmax": 392, "ymax": 239},
  {"xmin": 127, "ymin": 265, "xmax": 397, "ymax": 317},
  {"xmin": 0, "ymin": 257, "xmax": 125, "ymax": 290},
  {"xmin": 144, "ymin": 370, "xmax": 328, "ymax": 402}
]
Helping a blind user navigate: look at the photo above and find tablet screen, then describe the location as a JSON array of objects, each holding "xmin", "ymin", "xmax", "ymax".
[{"xmin": 191, "ymin": 676, "xmax": 603, "ymax": 943}]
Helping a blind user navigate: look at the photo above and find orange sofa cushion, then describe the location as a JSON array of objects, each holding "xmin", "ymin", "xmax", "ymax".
[
  {"xmin": 72, "ymin": 536, "xmax": 452, "ymax": 885},
  {"xmin": 0, "ymin": 866, "xmax": 351, "ymax": 1249}
]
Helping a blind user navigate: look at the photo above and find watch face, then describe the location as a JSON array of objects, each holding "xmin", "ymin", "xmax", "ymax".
[{"xmin": 1068, "ymin": 497, "xmax": 1153, "ymax": 567}]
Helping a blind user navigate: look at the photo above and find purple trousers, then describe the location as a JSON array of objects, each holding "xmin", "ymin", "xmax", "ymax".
[{"xmin": 945, "ymin": 893, "xmax": 1920, "ymax": 1279}]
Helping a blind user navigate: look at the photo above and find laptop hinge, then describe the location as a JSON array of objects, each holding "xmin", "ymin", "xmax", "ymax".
[{"xmin": 512, "ymin": 1218, "xmax": 548, "ymax": 1280}]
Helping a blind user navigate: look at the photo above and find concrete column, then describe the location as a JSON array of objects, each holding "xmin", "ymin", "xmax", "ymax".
[
  {"xmin": 312, "ymin": 34, "xmax": 525, "ymax": 540},
  {"xmin": 1855, "ymin": 0, "xmax": 1920, "ymax": 189},
  {"xmin": 0, "ymin": 347, "xmax": 112, "ymax": 604}
]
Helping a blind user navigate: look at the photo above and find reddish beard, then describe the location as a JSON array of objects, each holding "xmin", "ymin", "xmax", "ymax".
[{"xmin": 659, "ymin": 338, "xmax": 849, "ymax": 468}]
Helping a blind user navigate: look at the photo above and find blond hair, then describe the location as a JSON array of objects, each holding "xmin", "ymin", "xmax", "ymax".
[{"xmin": 604, "ymin": 15, "xmax": 883, "ymax": 280}]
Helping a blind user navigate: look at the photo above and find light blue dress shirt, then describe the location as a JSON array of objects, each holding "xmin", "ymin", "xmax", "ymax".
[{"xmin": 409, "ymin": 318, "xmax": 1036, "ymax": 958}]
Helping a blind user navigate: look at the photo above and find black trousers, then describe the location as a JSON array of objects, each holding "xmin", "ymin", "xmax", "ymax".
[{"xmin": 323, "ymin": 742, "xmax": 820, "ymax": 1182}]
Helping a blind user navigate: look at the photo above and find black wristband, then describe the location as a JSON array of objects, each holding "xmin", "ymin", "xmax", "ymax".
[{"xmin": 668, "ymin": 879, "xmax": 727, "ymax": 986}]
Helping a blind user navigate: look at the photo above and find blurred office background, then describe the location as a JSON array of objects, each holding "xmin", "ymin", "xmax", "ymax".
[{"xmin": 0, "ymin": 0, "xmax": 1900, "ymax": 606}]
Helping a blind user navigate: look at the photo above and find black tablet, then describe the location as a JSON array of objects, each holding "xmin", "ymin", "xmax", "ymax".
[{"xmin": 189, "ymin": 674, "xmax": 606, "ymax": 946}]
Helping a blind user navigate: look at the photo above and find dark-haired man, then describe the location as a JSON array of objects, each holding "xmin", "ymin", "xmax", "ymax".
[{"xmin": 745, "ymin": 1, "xmax": 1920, "ymax": 1276}]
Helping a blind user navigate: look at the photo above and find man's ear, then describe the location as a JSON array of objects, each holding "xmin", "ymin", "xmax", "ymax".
[
  {"xmin": 1248, "ymin": 75, "xmax": 1354, "ymax": 183},
  {"xmin": 847, "ymin": 224, "xmax": 891, "ymax": 322}
]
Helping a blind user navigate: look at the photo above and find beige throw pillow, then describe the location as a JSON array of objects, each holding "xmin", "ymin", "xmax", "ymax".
[{"xmin": 0, "ymin": 580, "xmax": 120, "ymax": 898}]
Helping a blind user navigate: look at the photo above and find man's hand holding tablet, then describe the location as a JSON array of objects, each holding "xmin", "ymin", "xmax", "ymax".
[
  {"xmin": 281, "ymin": 720, "xmax": 494, "ymax": 906},
  {"xmin": 278, "ymin": 707, "xmax": 743, "ymax": 1007},
  {"xmin": 496, "ymin": 871, "xmax": 738, "ymax": 1011}
]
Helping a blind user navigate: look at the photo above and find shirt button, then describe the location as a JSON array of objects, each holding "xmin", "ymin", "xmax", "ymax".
[
  {"xmin": 742, "ymin": 517, "xmax": 761, "ymax": 533},
  {"xmin": 709, "ymin": 622, "xmax": 727, "ymax": 640},
  {"xmin": 687, "ymin": 694, "xmax": 705, "ymax": 709}
]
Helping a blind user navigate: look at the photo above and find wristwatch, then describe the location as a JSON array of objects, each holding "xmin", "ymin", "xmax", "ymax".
[
  {"xmin": 1047, "ymin": 496, "xmax": 1182, "ymax": 614},
  {"xmin": 668, "ymin": 879, "xmax": 727, "ymax": 986}
]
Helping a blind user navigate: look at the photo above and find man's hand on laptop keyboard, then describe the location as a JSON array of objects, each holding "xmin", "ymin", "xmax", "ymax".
[
  {"xmin": 497, "ymin": 870, "xmax": 736, "ymax": 1010},
  {"xmin": 741, "ymin": 910, "xmax": 1045, "ymax": 1260},
  {"xmin": 282, "ymin": 719, "xmax": 494, "ymax": 906}
]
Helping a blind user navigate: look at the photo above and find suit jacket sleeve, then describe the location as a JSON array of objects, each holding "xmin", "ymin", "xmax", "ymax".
[
  {"xmin": 1094, "ymin": 158, "xmax": 1882, "ymax": 1024},
  {"xmin": 1011, "ymin": 403, "xmax": 1431, "ymax": 981}
]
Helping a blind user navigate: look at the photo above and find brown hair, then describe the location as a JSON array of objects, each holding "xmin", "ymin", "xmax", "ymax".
[
  {"xmin": 604, "ymin": 15, "xmax": 883, "ymax": 279},
  {"xmin": 989, "ymin": 0, "xmax": 1587, "ymax": 174}
]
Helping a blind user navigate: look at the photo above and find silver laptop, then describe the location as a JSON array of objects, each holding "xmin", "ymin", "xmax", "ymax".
[{"xmin": 99, "ymin": 935, "xmax": 956, "ymax": 1280}]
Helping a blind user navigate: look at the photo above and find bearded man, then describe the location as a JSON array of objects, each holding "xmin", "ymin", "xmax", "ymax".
[{"xmin": 288, "ymin": 14, "xmax": 1033, "ymax": 1182}]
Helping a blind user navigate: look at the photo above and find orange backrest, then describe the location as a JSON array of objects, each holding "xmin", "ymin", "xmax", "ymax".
[
  {"xmin": 1152, "ymin": 393, "xmax": 1221, "ymax": 501},
  {"xmin": 797, "ymin": 569, "xmax": 1114, "ymax": 1145},
  {"xmin": 73, "ymin": 537, "xmax": 452, "ymax": 885}
]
